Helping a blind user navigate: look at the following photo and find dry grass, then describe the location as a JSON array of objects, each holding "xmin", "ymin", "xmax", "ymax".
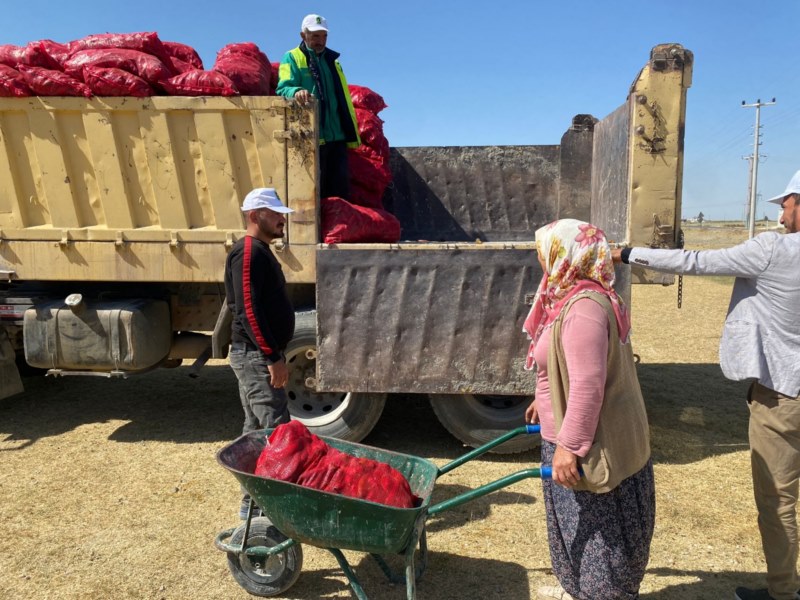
[{"xmin": 0, "ymin": 225, "xmax": 774, "ymax": 599}]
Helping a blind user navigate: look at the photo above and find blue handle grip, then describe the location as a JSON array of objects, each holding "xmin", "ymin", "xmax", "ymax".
[
  {"xmin": 540, "ymin": 466, "xmax": 552, "ymax": 479},
  {"xmin": 525, "ymin": 424, "xmax": 541, "ymax": 434}
]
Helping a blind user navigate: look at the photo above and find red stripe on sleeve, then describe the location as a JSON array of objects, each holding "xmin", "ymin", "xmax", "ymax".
[{"xmin": 242, "ymin": 236, "xmax": 274, "ymax": 355}]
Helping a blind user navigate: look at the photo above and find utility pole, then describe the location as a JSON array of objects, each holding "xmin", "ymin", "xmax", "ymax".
[
  {"xmin": 742, "ymin": 155, "xmax": 753, "ymax": 225},
  {"xmin": 742, "ymin": 98, "xmax": 776, "ymax": 238}
]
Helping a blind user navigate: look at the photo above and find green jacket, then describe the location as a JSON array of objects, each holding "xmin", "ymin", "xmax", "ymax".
[{"xmin": 276, "ymin": 43, "xmax": 360, "ymax": 147}]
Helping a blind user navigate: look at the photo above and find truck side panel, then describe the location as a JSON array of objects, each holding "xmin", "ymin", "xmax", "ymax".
[
  {"xmin": 0, "ymin": 96, "xmax": 317, "ymax": 284},
  {"xmin": 383, "ymin": 145, "xmax": 561, "ymax": 242}
]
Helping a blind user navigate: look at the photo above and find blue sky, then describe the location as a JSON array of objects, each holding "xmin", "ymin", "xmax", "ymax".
[{"xmin": 4, "ymin": 1, "xmax": 798, "ymax": 221}]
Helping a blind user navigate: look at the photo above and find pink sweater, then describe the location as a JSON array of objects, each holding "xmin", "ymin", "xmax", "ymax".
[{"xmin": 533, "ymin": 297, "xmax": 609, "ymax": 457}]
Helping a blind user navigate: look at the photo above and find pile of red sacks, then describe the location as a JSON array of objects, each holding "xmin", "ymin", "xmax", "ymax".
[
  {"xmin": 0, "ymin": 32, "xmax": 278, "ymax": 97},
  {"xmin": 254, "ymin": 420, "xmax": 420, "ymax": 509},
  {"xmin": 0, "ymin": 34, "xmax": 400, "ymax": 244},
  {"xmin": 321, "ymin": 85, "xmax": 401, "ymax": 244}
]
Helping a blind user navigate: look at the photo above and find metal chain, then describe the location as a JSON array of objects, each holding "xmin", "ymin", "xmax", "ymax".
[{"xmin": 677, "ymin": 228, "xmax": 685, "ymax": 309}]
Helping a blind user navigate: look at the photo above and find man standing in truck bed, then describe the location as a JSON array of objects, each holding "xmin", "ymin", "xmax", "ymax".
[
  {"xmin": 225, "ymin": 187, "xmax": 295, "ymax": 518},
  {"xmin": 276, "ymin": 13, "xmax": 360, "ymax": 199}
]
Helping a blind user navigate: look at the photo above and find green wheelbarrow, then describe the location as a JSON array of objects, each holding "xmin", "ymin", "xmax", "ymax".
[{"xmin": 214, "ymin": 424, "xmax": 549, "ymax": 599}]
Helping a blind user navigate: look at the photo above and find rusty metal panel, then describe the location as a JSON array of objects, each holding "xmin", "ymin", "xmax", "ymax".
[
  {"xmin": 591, "ymin": 43, "xmax": 693, "ymax": 285},
  {"xmin": 316, "ymin": 245, "xmax": 540, "ymax": 394},
  {"xmin": 591, "ymin": 103, "xmax": 630, "ymax": 244},
  {"xmin": 557, "ymin": 115, "xmax": 597, "ymax": 222},
  {"xmin": 384, "ymin": 145, "xmax": 560, "ymax": 242}
]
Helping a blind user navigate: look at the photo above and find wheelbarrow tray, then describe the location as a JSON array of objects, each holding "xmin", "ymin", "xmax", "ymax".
[{"xmin": 216, "ymin": 430, "xmax": 439, "ymax": 555}]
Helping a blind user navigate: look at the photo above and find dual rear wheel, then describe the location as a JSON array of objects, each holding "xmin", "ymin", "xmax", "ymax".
[{"xmin": 284, "ymin": 311, "xmax": 536, "ymax": 454}]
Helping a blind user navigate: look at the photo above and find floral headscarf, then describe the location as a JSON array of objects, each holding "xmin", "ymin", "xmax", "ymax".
[{"xmin": 523, "ymin": 219, "xmax": 631, "ymax": 371}]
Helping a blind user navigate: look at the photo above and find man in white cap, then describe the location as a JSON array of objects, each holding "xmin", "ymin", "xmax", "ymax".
[
  {"xmin": 276, "ymin": 14, "xmax": 360, "ymax": 199},
  {"xmin": 224, "ymin": 187, "xmax": 295, "ymax": 518},
  {"xmin": 612, "ymin": 170, "xmax": 800, "ymax": 600}
]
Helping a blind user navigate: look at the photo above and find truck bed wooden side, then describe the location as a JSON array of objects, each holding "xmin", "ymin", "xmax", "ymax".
[{"xmin": 0, "ymin": 96, "xmax": 317, "ymax": 283}]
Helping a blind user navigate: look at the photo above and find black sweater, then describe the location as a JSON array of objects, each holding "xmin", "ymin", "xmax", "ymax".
[{"xmin": 224, "ymin": 236, "xmax": 295, "ymax": 363}]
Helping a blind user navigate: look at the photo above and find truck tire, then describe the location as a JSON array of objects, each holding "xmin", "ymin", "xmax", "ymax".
[
  {"xmin": 429, "ymin": 394, "xmax": 538, "ymax": 454},
  {"xmin": 285, "ymin": 311, "xmax": 386, "ymax": 442}
]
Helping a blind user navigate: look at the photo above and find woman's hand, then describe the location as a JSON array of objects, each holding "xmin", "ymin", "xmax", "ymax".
[
  {"xmin": 524, "ymin": 398, "xmax": 539, "ymax": 424},
  {"xmin": 552, "ymin": 444, "xmax": 581, "ymax": 488}
]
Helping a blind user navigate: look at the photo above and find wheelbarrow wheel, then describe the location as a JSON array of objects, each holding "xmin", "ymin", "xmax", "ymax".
[{"xmin": 226, "ymin": 517, "xmax": 303, "ymax": 597}]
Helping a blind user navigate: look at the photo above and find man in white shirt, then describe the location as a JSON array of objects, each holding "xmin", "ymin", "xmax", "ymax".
[{"xmin": 613, "ymin": 170, "xmax": 800, "ymax": 600}]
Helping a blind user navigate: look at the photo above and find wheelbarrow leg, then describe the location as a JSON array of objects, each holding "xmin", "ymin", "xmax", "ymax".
[{"xmin": 327, "ymin": 547, "xmax": 369, "ymax": 600}]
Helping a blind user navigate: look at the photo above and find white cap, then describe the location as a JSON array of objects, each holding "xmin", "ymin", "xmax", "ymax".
[
  {"xmin": 301, "ymin": 14, "xmax": 328, "ymax": 32},
  {"xmin": 241, "ymin": 188, "xmax": 293, "ymax": 213},
  {"xmin": 768, "ymin": 169, "xmax": 800, "ymax": 204}
]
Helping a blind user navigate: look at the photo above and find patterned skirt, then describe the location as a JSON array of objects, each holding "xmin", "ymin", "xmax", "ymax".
[{"xmin": 540, "ymin": 440, "xmax": 656, "ymax": 600}]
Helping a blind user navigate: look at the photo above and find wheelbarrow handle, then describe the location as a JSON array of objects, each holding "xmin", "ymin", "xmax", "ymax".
[
  {"xmin": 427, "ymin": 466, "xmax": 551, "ymax": 516},
  {"xmin": 437, "ymin": 425, "xmax": 540, "ymax": 476}
]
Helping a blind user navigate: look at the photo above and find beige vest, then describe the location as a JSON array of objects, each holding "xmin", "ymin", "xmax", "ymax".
[{"xmin": 547, "ymin": 291, "xmax": 650, "ymax": 493}]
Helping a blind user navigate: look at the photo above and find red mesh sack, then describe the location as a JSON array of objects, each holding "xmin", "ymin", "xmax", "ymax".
[
  {"xmin": 162, "ymin": 55, "xmax": 195, "ymax": 75},
  {"xmin": 355, "ymin": 108, "xmax": 386, "ymax": 149},
  {"xmin": 37, "ymin": 40, "xmax": 70, "ymax": 70},
  {"xmin": 216, "ymin": 42, "xmax": 269, "ymax": 62},
  {"xmin": 64, "ymin": 49, "xmax": 171, "ymax": 86},
  {"xmin": 17, "ymin": 65, "xmax": 92, "ymax": 97},
  {"xmin": 295, "ymin": 447, "xmax": 353, "ymax": 494},
  {"xmin": 0, "ymin": 43, "xmax": 53, "ymax": 69},
  {"xmin": 297, "ymin": 446, "xmax": 418, "ymax": 508},
  {"xmin": 67, "ymin": 32, "xmax": 167, "ymax": 59},
  {"xmin": 83, "ymin": 66, "xmax": 153, "ymax": 97},
  {"xmin": 348, "ymin": 180, "xmax": 385, "ymax": 210},
  {"xmin": 160, "ymin": 70, "xmax": 238, "ymax": 96},
  {"xmin": 348, "ymin": 149, "xmax": 393, "ymax": 195},
  {"xmin": 348, "ymin": 84, "xmax": 387, "ymax": 114},
  {"xmin": 321, "ymin": 197, "xmax": 401, "ymax": 244},
  {"xmin": 0, "ymin": 64, "xmax": 31, "ymax": 97},
  {"xmin": 270, "ymin": 62, "xmax": 279, "ymax": 95},
  {"xmin": 213, "ymin": 43, "xmax": 271, "ymax": 95},
  {"xmin": 161, "ymin": 41, "xmax": 203, "ymax": 70},
  {"xmin": 254, "ymin": 421, "xmax": 328, "ymax": 482}
]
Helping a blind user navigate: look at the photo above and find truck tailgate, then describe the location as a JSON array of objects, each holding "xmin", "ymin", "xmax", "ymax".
[{"xmin": 316, "ymin": 242, "xmax": 538, "ymax": 395}]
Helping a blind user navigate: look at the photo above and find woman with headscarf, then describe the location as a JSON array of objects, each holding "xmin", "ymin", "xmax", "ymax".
[{"xmin": 524, "ymin": 219, "xmax": 655, "ymax": 600}]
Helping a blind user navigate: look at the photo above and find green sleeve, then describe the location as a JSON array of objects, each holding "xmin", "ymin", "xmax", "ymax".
[{"xmin": 275, "ymin": 52, "xmax": 304, "ymax": 99}]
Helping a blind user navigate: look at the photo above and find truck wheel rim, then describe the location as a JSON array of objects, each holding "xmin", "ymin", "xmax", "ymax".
[{"xmin": 285, "ymin": 344, "xmax": 350, "ymax": 427}]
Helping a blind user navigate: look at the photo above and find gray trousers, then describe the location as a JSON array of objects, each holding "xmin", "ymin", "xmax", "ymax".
[{"xmin": 229, "ymin": 343, "xmax": 290, "ymax": 435}]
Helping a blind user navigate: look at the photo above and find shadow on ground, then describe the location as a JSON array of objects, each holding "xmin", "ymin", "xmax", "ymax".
[
  {"xmin": 638, "ymin": 363, "xmax": 751, "ymax": 464},
  {"xmin": 641, "ymin": 567, "xmax": 769, "ymax": 599},
  {"xmin": 0, "ymin": 362, "xmax": 752, "ymax": 467},
  {"xmin": 277, "ymin": 551, "xmax": 531, "ymax": 600}
]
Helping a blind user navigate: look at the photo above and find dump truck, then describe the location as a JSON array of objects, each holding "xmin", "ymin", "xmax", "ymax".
[{"xmin": 0, "ymin": 43, "xmax": 692, "ymax": 453}]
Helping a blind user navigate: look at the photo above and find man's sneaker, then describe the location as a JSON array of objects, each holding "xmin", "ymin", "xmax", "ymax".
[
  {"xmin": 238, "ymin": 495, "xmax": 263, "ymax": 520},
  {"xmin": 537, "ymin": 585, "xmax": 575, "ymax": 600}
]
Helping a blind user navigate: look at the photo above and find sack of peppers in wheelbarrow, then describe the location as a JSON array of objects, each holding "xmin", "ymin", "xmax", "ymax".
[{"xmin": 254, "ymin": 420, "xmax": 421, "ymax": 509}]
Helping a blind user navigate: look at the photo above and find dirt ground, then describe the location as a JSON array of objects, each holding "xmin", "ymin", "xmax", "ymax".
[{"xmin": 0, "ymin": 225, "xmax": 780, "ymax": 599}]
